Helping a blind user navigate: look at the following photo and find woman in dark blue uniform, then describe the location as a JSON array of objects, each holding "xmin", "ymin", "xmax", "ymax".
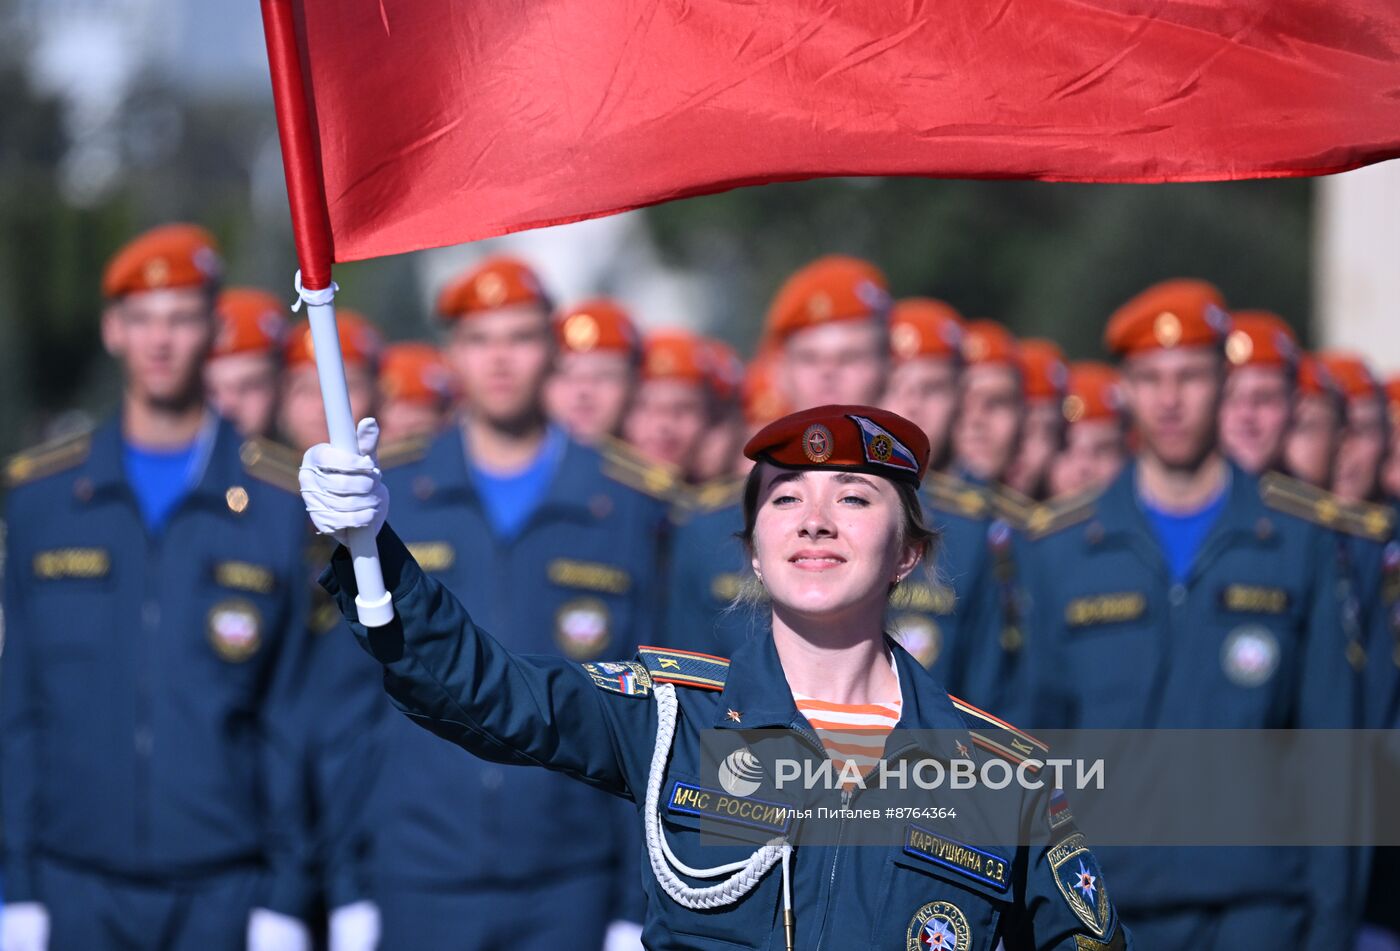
[{"xmin": 300, "ymin": 405, "xmax": 1131, "ymax": 951}]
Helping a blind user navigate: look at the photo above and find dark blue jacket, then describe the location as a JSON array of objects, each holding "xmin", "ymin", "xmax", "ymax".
[
  {"xmin": 323, "ymin": 527, "xmax": 1133, "ymax": 950},
  {"xmin": 0, "ymin": 416, "xmax": 313, "ymax": 914}
]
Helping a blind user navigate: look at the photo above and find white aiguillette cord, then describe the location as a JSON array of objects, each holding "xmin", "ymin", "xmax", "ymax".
[{"xmin": 644, "ymin": 683, "xmax": 795, "ymax": 951}]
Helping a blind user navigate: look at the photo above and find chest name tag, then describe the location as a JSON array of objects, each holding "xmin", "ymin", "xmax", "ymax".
[
  {"xmin": 666, "ymin": 780, "xmax": 793, "ymax": 835},
  {"xmin": 406, "ymin": 542, "xmax": 455, "ymax": 572},
  {"xmin": 1221, "ymin": 584, "xmax": 1289, "ymax": 615},
  {"xmin": 1065, "ymin": 593, "xmax": 1146, "ymax": 627},
  {"xmin": 547, "ymin": 558, "xmax": 630, "ymax": 594},
  {"xmin": 214, "ymin": 560, "xmax": 276, "ymax": 594},
  {"xmin": 33, "ymin": 548, "xmax": 110, "ymax": 580},
  {"xmin": 903, "ymin": 825, "xmax": 1010, "ymax": 892}
]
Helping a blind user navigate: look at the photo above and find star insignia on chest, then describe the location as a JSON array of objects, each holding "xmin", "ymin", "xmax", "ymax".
[{"xmin": 726, "ymin": 709, "xmax": 742, "ymax": 723}]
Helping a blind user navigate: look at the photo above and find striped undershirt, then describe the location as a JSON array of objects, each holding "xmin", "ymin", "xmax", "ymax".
[{"xmin": 792, "ymin": 694, "xmax": 903, "ymax": 783}]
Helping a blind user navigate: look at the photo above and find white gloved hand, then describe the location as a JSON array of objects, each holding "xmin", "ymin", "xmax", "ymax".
[
  {"xmin": 246, "ymin": 908, "xmax": 311, "ymax": 951},
  {"xmin": 329, "ymin": 901, "xmax": 381, "ymax": 951},
  {"xmin": 299, "ymin": 418, "xmax": 388, "ymax": 545},
  {"xmin": 602, "ymin": 920, "xmax": 644, "ymax": 951},
  {"xmin": 0, "ymin": 904, "xmax": 49, "ymax": 951}
]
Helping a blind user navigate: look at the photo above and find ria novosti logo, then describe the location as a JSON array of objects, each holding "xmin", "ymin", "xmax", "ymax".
[{"xmin": 718, "ymin": 746, "xmax": 765, "ymax": 797}]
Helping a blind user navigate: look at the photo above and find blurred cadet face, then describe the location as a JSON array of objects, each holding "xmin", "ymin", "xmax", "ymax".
[
  {"xmin": 278, "ymin": 362, "xmax": 376, "ymax": 451},
  {"xmin": 1219, "ymin": 365, "xmax": 1291, "ymax": 474},
  {"xmin": 953, "ymin": 364, "xmax": 1023, "ymax": 482},
  {"xmin": 692, "ymin": 408, "xmax": 748, "ymax": 482},
  {"xmin": 1050, "ymin": 420, "xmax": 1126, "ymax": 498},
  {"xmin": 622, "ymin": 378, "xmax": 711, "ymax": 476},
  {"xmin": 1004, "ymin": 400, "xmax": 1063, "ymax": 497},
  {"xmin": 379, "ymin": 397, "xmax": 448, "ymax": 444},
  {"xmin": 103, "ymin": 288, "xmax": 214, "ymax": 409},
  {"xmin": 445, "ymin": 304, "xmax": 553, "ymax": 427},
  {"xmin": 1283, "ymin": 395, "xmax": 1341, "ymax": 488},
  {"xmin": 1121, "ymin": 347, "xmax": 1221, "ymax": 471},
  {"xmin": 1334, "ymin": 396, "xmax": 1386, "ymax": 501},
  {"xmin": 205, "ymin": 352, "xmax": 278, "ymax": 438},
  {"xmin": 545, "ymin": 350, "xmax": 635, "ymax": 445},
  {"xmin": 881, "ymin": 357, "xmax": 959, "ymax": 466},
  {"xmin": 781, "ymin": 321, "xmax": 888, "ymax": 411}
]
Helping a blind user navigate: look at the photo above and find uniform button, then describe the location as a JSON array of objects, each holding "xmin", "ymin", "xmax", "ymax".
[
  {"xmin": 135, "ymin": 727, "xmax": 153, "ymax": 756},
  {"xmin": 143, "ymin": 600, "xmax": 160, "ymax": 628},
  {"xmin": 1169, "ymin": 584, "xmax": 1187, "ymax": 607},
  {"xmin": 482, "ymin": 768, "xmax": 503, "ymax": 791}
]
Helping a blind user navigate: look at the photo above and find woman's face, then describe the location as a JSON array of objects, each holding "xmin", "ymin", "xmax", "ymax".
[{"xmin": 750, "ymin": 465, "xmax": 921, "ymax": 624}]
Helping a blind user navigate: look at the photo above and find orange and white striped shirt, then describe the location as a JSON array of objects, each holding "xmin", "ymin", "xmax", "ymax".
[{"xmin": 792, "ymin": 694, "xmax": 903, "ymax": 783}]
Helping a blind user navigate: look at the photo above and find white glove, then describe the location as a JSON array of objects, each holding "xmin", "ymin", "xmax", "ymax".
[
  {"xmin": 246, "ymin": 908, "xmax": 311, "ymax": 951},
  {"xmin": 329, "ymin": 901, "xmax": 381, "ymax": 951},
  {"xmin": 603, "ymin": 920, "xmax": 644, "ymax": 951},
  {"xmin": 299, "ymin": 418, "xmax": 388, "ymax": 545},
  {"xmin": 0, "ymin": 904, "xmax": 49, "ymax": 951}
]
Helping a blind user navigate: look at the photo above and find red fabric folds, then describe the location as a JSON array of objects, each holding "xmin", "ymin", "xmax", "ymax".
[{"xmin": 276, "ymin": 0, "xmax": 1400, "ymax": 264}]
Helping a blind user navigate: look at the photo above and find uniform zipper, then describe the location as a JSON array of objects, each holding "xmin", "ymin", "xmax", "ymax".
[{"xmin": 813, "ymin": 785, "xmax": 854, "ymax": 950}]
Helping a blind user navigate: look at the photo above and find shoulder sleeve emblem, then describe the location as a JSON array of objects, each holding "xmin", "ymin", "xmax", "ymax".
[
  {"xmin": 637, "ymin": 645, "xmax": 730, "ymax": 691},
  {"xmin": 581, "ymin": 660, "xmax": 653, "ymax": 697},
  {"xmin": 239, "ymin": 438, "xmax": 301, "ymax": 493},
  {"xmin": 5, "ymin": 430, "xmax": 92, "ymax": 487},
  {"xmin": 1259, "ymin": 472, "xmax": 1394, "ymax": 540}
]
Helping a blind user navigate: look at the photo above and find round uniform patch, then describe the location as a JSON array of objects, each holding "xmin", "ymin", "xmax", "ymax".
[
  {"xmin": 802, "ymin": 424, "xmax": 834, "ymax": 463},
  {"xmin": 870, "ymin": 433, "xmax": 894, "ymax": 462},
  {"xmin": 890, "ymin": 615, "xmax": 941, "ymax": 668},
  {"xmin": 1221, "ymin": 624, "xmax": 1280, "ymax": 687},
  {"xmin": 555, "ymin": 597, "xmax": 612, "ymax": 660},
  {"xmin": 906, "ymin": 900, "xmax": 971, "ymax": 950},
  {"xmin": 207, "ymin": 598, "xmax": 262, "ymax": 663}
]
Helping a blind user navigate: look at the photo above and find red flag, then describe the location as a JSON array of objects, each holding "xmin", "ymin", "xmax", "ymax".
[{"xmin": 266, "ymin": 0, "xmax": 1400, "ymax": 272}]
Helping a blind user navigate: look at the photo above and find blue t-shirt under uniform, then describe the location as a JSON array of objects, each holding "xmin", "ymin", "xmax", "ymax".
[
  {"xmin": 1140, "ymin": 484, "xmax": 1229, "ymax": 583},
  {"xmin": 469, "ymin": 427, "xmax": 565, "ymax": 540},
  {"xmin": 123, "ymin": 441, "xmax": 199, "ymax": 534}
]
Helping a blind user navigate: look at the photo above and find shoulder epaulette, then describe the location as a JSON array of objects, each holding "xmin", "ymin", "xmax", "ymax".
[
  {"xmin": 239, "ymin": 438, "xmax": 301, "ymax": 493},
  {"xmin": 950, "ymin": 695, "xmax": 1050, "ymax": 764},
  {"xmin": 921, "ymin": 471, "xmax": 992, "ymax": 519},
  {"xmin": 597, "ymin": 436, "xmax": 683, "ymax": 501},
  {"xmin": 1259, "ymin": 472, "xmax": 1394, "ymax": 541},
  {"xmin": 690, "ymin": 476, "xmax": 745, "ymax": 513},
  {"xmin": 378, "ymin": 435, "xmax": 430, "ymax": 470},
  {"xmin": 990, "ymin": 485, "xmax": 1035, "ymax": 529},
  {"xmin": 1023, "ymin": 489, "xmax": 1100, "ymax": 541},
  {"xmin": 636, "ymin": 645, "xmax": 730, "ymax": 692},
  {"xmin": 5, "ymin": 429, "xmax": 92, "ymax": 488}
]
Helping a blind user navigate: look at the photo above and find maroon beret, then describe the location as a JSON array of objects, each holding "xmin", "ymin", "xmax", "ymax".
[{"xmin": 743, "ymin": 404, "xmax": 930, "ymax": 486}]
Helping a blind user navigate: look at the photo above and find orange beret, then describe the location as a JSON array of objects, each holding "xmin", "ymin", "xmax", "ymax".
[
  {"xmin": 211, "ymin": 287, "xmax": 287, "ymax": 359},
  {"xmin": 1062, "ymin": 361, "xmax": 1124, "ymax": 424},
  {"xmin": 889, "ymin": 298, "xmax": 964, "ymax": 361},
  {"xmin": 744, "ymin": 404, "xmax": 930, "ymax": 486},
  {"xmin": 437, "ymin": 256, "xmax": 549, "ymax": 321},
  {"xmin": 378, "ymin": 342, "xmax": 454, "ymax": 406},
  {"xmin": 1104, "ymin": 279, "xmax": 1230, "ymax": 356},
  {"xmin": 766, "ymin": 255, "xmax": 891, "ymax": 344},
  {"xmin": 102, "ymin": 223, "xmax": 222, "ymax": 300},
  {"xmin": 283, "ymin": 309, "xmax": 383, "ymax": 370},
  {"xmin": 743, "ymin": 345, "xmax": 790, "ymax": 426},
  {"xmin": 1225, "ymin": 310, "xmax": 1299, "ymax": 369},
  {"xmin": 1296, "ymin": 354, "xmax": 1341, "ymax": 402},
  {"xmin": 960, "ymin": 320, "xmax": 1021, "ymax": 370},
  {"xmin": 1019, "ymin": 338, "xmax": 1069, "ymax": 401},
  {"xmin": 701, "ymin": 337, "xmax": 745, "ymax": 403},
  {"xmin": 1317, "ymin": 351, "xmax": 1380, "ymax": 403},
  {"xmin": 1385, "ymin": 375, "xmax": 1400, "ymax": 425},
  {"xmin": 641, "ymin": 330, "xmax": 710, "ymax": 385},
  {"xmin": 554, "ymin": 298, "xmax": 639, "ymax": 356}
]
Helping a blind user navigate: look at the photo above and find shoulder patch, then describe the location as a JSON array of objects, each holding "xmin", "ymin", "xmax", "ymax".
[
  {"xmin": 1260, "ymin": 472, "xmax": 1394, "ymax": 540},
  {"xmin": 239, "ymin": 438, "xmax": 301, "ymax": 493},
  {"xmin": 1024, "ymin": 489, "xmax": 1100, "ymax": 541},
  {"xmin": 597, "ymin": 436, "xmax": 683, "ymax": 501},
  {"xmin": 950, "ymin": 695, "xmax": 1049, "ymax": 764},
  {"xmin": 637, "ymin": 645, "xmax": 730, "ymax": 691},
  {"xmin": 378, "ymin": 435, "xmax": 430, "ymax": 470},
  {"xmin": 581, "ymin": 660, "xmax": 653, "ymax": 697},
  {"xmin": 922, "ymin": 472, "xmax": 991, "ymax": 520},
  {"xmin": 5, "ymin": 430, "xmax": 92, "ymax": 488}
]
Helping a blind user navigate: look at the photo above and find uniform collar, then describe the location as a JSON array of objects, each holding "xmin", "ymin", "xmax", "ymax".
[{"xmin": 83, "ymin": 410, "xmax": 235, "ymax": 508}]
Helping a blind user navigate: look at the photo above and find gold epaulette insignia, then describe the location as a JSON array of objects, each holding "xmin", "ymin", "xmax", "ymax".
[
  {"xmin": 378, "ymin": 435, "xmax": 430, "ymax": 470},
  {"xmin": 951, "ymin": 695, "xmax": 1050, "ymax": 765},
  {"xmin": 991, "ymin": 485, "xmax": 1035, "ymax": 529},
  {"xmin": 1024, "ymin": 489, "xmax": 1100, "ymax": 541},
  {"xmin": 690, "ymin": 476, "xmax": 745, "ymax": 513},
  {"xmin": 5, "ymin": 430, "xmax": 92, "ymax": 488},
  {"xmin": 597, "ymin": 435, "xmax": 683, "ymax": 501},
  {"xmin": 239, "ymin": 438, "xmax": 301, "ymax": 493},
  {"xmin": 1260, "ymin": 472, "xmax": 1394, "ymax": 541},
  {"xmin": 922, "ymin": 472, "xmax": 991, "ymax": 519},
  {"xmin": 637, "ymin": 645, "xmax": 730, "ymax": 691}
]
